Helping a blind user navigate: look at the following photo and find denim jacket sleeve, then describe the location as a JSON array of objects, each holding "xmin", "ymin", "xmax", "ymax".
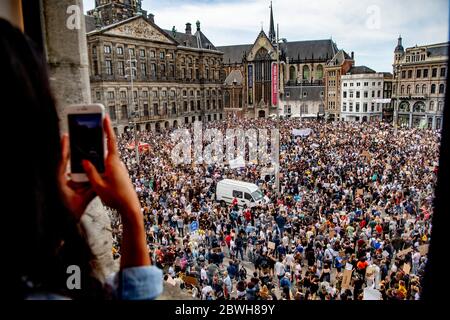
[{"xmin": 106, "ymin": 265, "xmax": 163, "ymax": 300}]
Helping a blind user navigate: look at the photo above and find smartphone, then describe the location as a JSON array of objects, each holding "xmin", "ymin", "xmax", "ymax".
[{"xmin": 67, "ymin": 104, "xmax": 106, "ymax": 182}]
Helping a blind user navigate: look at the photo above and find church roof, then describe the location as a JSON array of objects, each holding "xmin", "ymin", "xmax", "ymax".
[
  {"xmin": 162, "ymin": 29, "xmax": 220, "ymax": 52},
  {"xmin": 218, "ymin": 39, "xmax": 339, "ymax": 64},
  {"xmin": 347, "ymin": 65, "xmax": 376, "ymax": 75},
  {"xmin": 224, "ymin": 70, "xmax": 244, "ymax": 86}
]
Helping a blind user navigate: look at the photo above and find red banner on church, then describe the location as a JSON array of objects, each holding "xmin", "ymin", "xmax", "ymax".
[{"xmin": 272, "ymin": 62, "xmax": 278, "ymax": 107}]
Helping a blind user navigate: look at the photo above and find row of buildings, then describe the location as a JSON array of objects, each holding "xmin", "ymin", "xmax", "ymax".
[{"xmin": 86, "ymin": 0, "xmax": 448, "ymax": 133}]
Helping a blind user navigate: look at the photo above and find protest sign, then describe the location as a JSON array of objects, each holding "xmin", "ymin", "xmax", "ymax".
[
  {"xmin": 166, "ymin": 275, "xmax": 177, "ymax": 286},
  {"xmin": 292, "ymin": 128, "xmax": 313, "ymax": 137},
  {"xmin": 190, "ymin": 220, "xmax": 199, "ymax": 233},
  {"xmin": 418, "ymin": 244, "xmax": 429, "ymax": 256},
  {"xmin": 268, "ymin": 241, "xmax": 276, "ymax": 250},
  {"xmin": 363, "ymin": 288, "xmax": 382, "ymax": 300},
  {"xmin": 341, "ymin": 269, "xmax": 353, "ymax": 290},
  {"xmin": 229, "ymin": 156, "xmax": 246, "ymax": 169},
  {"xmin": 403, "ymin": 263, "xmax": 411, "ymax": 274},
  {"xmin": 396, "ymin": 247, "xmax": 413, "ymax": 258}
]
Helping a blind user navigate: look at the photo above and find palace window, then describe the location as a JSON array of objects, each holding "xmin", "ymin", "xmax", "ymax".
[
  {"xmin": 439, "ymin": 84, "xmax": 445, "ymax": 94},
  {"xmin": 105, "ymin": 60, "xmax": 113, "ymax": 75},
  {"xmin": 117, "ymin": 46, "xmax": 124, "ymax": 55},
  {"xmin": 104, "ymin": 45, "xmax": 111, "ymax": 54},
  {"xmin": 118, "ymin": 61, "xmax": 125, "ymax": 76},
  {"xmin": 431, "ymin": 84, "xmax": 436, "ymax": 94},
  {"xmin": 140, "ymin": 49, "xmax": 146, "ymax": 58},
  {"xmin": 109, "ymin": 106, "xmax": 116, "ymax": 120},
  {"xmin": 141, "ymin": 62, "xmax": 147, "ymax": 75},
  {"xmin": 441, "ymin": 67, "xmax": 446, "ymax": 77},
  {"xmin": 432, "ymin": 68, "xmax": 437, "ymax": 77}
]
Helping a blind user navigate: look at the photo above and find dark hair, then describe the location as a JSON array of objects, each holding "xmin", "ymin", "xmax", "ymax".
[{"xmin": 0, "ymin": 19, "xmax": 97, "ymax": 299}]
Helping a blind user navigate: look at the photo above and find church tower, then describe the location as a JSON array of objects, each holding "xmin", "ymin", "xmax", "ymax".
[{"xmin": 268, "ymin": 1, "xmax": 276, "ymax": 43}]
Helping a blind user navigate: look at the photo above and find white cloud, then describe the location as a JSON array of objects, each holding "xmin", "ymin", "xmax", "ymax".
[{"xmin": 83, "ymin": 0, "xmax": 449, "ymax": 72}]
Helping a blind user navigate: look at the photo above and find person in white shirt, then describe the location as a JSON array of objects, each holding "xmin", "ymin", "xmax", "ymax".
[
  {"xmin": 200, "ymin": 266, "xmax": 208, "ymax": 285},
  {"xmin": 274, "ymin": 257, "xmax": 286, "ymax": 286}
]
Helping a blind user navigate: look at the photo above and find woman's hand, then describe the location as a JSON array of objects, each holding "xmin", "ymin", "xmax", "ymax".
[
  {"xmin": 82, "ymin": 115, "xmax": 150, "ymax": 268},
  {"xmin": 81, "ymin": 115, "xmax": 141, "ymax": 220},
  {"xmin": 58, "ymin": 134, "xmax": 96, "ymax": 220}
]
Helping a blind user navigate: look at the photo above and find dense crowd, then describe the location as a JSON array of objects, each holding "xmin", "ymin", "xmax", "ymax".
[{"xmin": 107, "ymin": 118, "xmax": 439, "ymax": 300}]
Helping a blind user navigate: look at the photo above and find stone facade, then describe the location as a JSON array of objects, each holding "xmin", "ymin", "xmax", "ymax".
[
  {"xmin": 392, "ymin": 36, "xmax": 448, "ymax": 129},
  {"xmin": 86, "ymin": 2, "xmax": 224, "ymax": 135},
  {"xmin": 324, "ymin": 50, "xmax": 354, "ymax": 121},
  {"xmin": 341, "ymin": 68, "xmax": 393, "ymax": 123}
]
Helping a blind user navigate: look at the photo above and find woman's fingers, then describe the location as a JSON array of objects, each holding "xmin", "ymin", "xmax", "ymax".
[
  {"xmin": 82, "ymin": 160, "xmax": 104, "ymax": 189},
  {"xmin": 59, "ymin": 134, "xmax": 70, "ymax": 179},
  {"xmin": 104, "ymin": 115, "xmax": 118, "ymax": 157}
]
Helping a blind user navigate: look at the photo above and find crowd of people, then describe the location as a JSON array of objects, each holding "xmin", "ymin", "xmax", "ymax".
[{"xmin": 107, "ymin": 117, "xmax": 439, "ymax": 300}]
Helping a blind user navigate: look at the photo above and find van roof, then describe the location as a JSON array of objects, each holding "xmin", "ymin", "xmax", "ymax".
[{"xmin": 219, "ymin": 179, "xmax": 259, "ymax": 192}]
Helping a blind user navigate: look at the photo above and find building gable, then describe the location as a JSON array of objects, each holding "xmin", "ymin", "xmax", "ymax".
[
  {"xmin": 101, "ymin": 16, "xmax": 177, "ymax": 44},
  {"xmin": 247, "ymin": 31, "xmax": 277, "ymax": 62}
]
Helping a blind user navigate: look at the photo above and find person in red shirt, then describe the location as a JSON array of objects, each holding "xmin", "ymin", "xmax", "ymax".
[
  {"xmin": 244, "ymin": 209, "xmax": 252, "ymax": 222},
  {"xmin": 375, "ymin": 223, "xmax": 383, "ymax": 235},
  {"xmin": 225, "ymin": 233, "xmax": 232, "ymax": 248}
]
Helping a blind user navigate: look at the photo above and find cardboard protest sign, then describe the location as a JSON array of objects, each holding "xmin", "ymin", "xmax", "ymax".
[
  {"xmin": 361, "ymin": 151, "xmax": 372, "ymax": 160},
  {"xmin": 341, "ymin": 269, "xmax": 353, "ymax": 290},
  {"xmin": 418, "ymin": 244, "xmax": 429, "ymax": 256},
  {"xmin": 268, "ymin": 241, "xmax": 276, "ymax": 250},
  {"xmin": 345, "ymin": 263, "xmax": 353, "ymax": 271},
  {"xmin": 403, "ymin": 263, "xmax": 411, "ymax": 274},
  {"xmin": 356, "ymin": 189, "xmax": 364, "ymax": 197},
  {"xmin": 329, "ymin": 230, "xmax": 336, "ymax": 238},
  {"xmin": 363, "ymin": 288, "xmax": 382, "ymax": 300},
  {"xmin": 396, "ymin": 247, "xmax": 413, "ymax": 258},
  {"xmin": 166, "ymin": 275, "xmax": 177, "ymax": 286}
]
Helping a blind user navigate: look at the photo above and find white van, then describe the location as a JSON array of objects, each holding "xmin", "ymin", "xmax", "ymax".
[{"xmin": 216, "ymin": 179, "xmax": 264, "ymax": 207}]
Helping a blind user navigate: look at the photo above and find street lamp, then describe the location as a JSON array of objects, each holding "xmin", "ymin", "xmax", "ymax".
[
  {"xmin": 393, "ymin": 63, "xmax": 402, "ymax": 135},
  {"xmin": 125, "ymin": 55, "xmax": 140, "ymax": 167}
]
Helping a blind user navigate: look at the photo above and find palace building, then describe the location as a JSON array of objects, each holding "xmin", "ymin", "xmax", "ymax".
[{"xmin": 86, "ymin": 0, "xmax": 224, "ymax": 135}]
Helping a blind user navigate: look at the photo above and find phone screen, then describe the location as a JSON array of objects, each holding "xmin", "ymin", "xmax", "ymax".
[{"xmin": 68, "ymin": 113, "xmax": 105, "ymax": 174}]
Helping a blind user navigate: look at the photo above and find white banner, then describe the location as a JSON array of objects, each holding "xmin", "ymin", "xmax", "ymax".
[
  {"xmin": 229, "ymin": 156, "xmax": 246, "ymax": 169},
  {"xmin": 292, "ymin": 128, "xmax": 313, "ymax": 137}
]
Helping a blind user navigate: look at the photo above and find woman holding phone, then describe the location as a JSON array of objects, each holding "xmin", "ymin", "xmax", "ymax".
[{"xmin": 0, "ymin": 18, "xmax": 162, "ymax": 299}]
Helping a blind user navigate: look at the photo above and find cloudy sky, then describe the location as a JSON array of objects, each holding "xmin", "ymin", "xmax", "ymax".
[{"xmin": 83, "ymin": 0, "xmax": 449, "ymax": 72}]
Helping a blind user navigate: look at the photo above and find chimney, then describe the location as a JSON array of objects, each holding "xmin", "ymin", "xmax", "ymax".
[
  {"xmin": 148, "ymin": 13, "xmax": 154, "ymax": 23},
  {"xmin": 351, "ymin": 51, "xmax": 354, "ymax": 60},
  {"xmin": 185, "ymin": 23, "xmax": 192, "ymax": 35}
]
